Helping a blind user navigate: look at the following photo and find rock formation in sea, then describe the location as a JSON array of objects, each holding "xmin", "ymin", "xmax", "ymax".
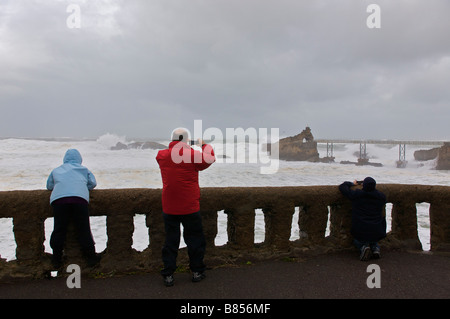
[
  {"xmin": 270, "ymin": 127, "xmax": 323, "ymax": 162},
  {"xmin": 436, "ymin": 142, "xmax": 450, "ymax": 170},
  {"xmin": 111, "ymin": 141, "xmax": 167, "ymax": 150},
  {"xmin": 414, "ymin": 148, "xmax": 439, "ymax": 161}
]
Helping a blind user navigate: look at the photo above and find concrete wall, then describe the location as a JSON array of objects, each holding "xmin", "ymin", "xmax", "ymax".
[{"xmin": 0, "ymin": 185, "xmax": 449, "ymax": 280}]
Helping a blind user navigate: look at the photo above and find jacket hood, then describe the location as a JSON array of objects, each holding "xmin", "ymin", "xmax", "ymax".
[
  {"xmin": 363, "ymin": 177, "xmax": 376, "ymax": 192},
  {"xmin": 63, "ymin": 149, "xmax": 82, "ymax": 164}
]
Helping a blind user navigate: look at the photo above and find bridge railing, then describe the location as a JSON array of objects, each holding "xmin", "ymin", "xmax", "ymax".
[
  {"xmin": 315, "ymin": 139, "xmax": 445, "ymax": 146},
  {"xmin": 0, "ymin": 185, "xmax": 449, "ymax": 280}
]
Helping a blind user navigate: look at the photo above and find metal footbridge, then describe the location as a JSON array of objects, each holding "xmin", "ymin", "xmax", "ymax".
[{"xmin": 314, "ymin": 139, "xmax": 446, "ymax": 168}]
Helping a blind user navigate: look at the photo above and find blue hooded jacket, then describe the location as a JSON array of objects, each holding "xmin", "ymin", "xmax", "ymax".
[{"xmin": 46, "ymin": 149, "xmax": 97, "ymax": 204}]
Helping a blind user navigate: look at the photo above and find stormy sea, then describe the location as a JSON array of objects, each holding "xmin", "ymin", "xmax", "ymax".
[{"xmin": 0, "ymin": 134, "xmax": 448, "ymax": 260}]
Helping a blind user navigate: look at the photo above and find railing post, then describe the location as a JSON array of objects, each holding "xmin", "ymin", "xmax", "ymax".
[
  {"xmin": 13, "ymin": 215, "xmax": 45, "ymax": 262},
  {"xmin": 298, "ymin": 203, "xmax": 328, "ymax": 244},
  {"xmin": 430, "ymin": 201, "xmax": 450, "ymax": 251},
  {"xmin": 328, "ymin": 202, "xmax": 353, "ymax": 247},
  {"xmin": 225, "ymin": 206, "xmax": 254, "ymax": 249},
  {"xmin": 106, "ymin": 213, "xmax": 134, "ymax": 256},
  {"xmin": 263, "ymin": 204, "xmax": 294, "ymax": 250},
  {"xmin": 200, "ymin": 210, "xmax": 218, "ymax": 249},
  {"xmin": 390, "ymin": 201, "xmax": 422, "ymax": 250}
]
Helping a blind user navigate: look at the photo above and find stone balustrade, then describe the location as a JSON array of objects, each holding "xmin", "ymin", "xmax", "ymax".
[{"xmin": 0, "ymin": 185, "xmax": 449, "ymax": 280}]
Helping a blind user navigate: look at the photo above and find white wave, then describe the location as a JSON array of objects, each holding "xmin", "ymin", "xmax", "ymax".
[{"xmin": 95, "ymin": 133, "xmax": 129, "ymax": 149}]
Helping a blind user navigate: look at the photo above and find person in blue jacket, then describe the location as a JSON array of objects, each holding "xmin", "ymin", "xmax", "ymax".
[
  {"xmin": 46, "ymin": 149, "xmax": 100, "ymax": 268},
  {"xmin": 339, "ymin": 177, "xmax": 387, "ymax": 261}
]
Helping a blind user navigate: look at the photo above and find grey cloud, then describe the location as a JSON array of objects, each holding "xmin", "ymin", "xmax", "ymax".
[{"xmin": 0, "ymin": 0, "xmax": 449, "ymax": 140}]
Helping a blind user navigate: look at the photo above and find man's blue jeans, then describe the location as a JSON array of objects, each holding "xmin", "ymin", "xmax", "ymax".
[{"xmin": 161, "ymin": 211, "xmax": 206, "ymax": 276}]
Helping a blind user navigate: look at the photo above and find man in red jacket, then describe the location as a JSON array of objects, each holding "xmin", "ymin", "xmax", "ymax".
[{"xmin": 156, "ymin": 128, "xmax": 215, "ymax": 286}]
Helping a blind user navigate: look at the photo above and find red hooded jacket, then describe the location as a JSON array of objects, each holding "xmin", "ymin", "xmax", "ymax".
[{"xmin": 156, "ymin": 141, "xmax": 215, "ymax": 215}]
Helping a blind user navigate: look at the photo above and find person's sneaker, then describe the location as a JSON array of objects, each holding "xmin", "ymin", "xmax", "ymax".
[
  {"xmin": 372, "ymin": 248, "xmax": 381, "ymax": 259},
  {"xmin": 163, "ymin": 275, "xmax": 174, "ymax": 287},
  {"xmin": 192, "ymin": 272, "xmax": 206, "ymax": 283},
  {"xmin": 359, "ymin": 245, "xmax": 372, "ymax": 261}
]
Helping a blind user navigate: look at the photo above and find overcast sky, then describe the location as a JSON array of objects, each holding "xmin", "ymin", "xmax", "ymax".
[{"xmin": 1, "ymin": 0, "xmax": 449, "ymax": 140}]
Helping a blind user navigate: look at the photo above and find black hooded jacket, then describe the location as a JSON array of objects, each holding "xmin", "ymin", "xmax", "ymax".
[{"xmin": 339, "ymin": 181, "xmax": 387, "ymax": 242}]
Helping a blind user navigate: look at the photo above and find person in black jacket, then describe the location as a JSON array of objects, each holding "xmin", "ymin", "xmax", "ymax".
[{"xmin": 339, "ymin": 177, "xmax": 387, "ymax": 261}]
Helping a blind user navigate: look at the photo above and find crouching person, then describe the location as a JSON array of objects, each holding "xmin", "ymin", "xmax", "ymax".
[
  {"xmin": 46, "ymin": 149, "xmax": 101, "ymax": 269},
  {"xmin": 339, "ymin": 177, "xmax": 387, "ymax": 261}
]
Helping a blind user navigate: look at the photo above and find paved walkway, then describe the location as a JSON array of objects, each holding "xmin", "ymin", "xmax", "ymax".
[{"xmin": 0, "ymin": 250, "xmax": 449, "ymax": 300}]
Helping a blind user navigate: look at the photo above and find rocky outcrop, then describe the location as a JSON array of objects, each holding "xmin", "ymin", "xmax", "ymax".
[
  {"xmin": 436, "ymin": 142, "xmax": 450, "ymax": 170},
  {"xmin": 340, "ymin": 160, "xmax": 382, "ymax": 167},
  {"xmin": 413, "ymin": 143, "xmax": 449, "ymax": 169},
  {"xmin": 273, "ymin": 127, "xmax": 321, "ymax": 162},
  {"xmin": 111, "ymin": 141, "xmax": 166, "ymax": 150},
  {"xmin": 414, "ymin": 148, "xmax": 439, "ymax": 161}
]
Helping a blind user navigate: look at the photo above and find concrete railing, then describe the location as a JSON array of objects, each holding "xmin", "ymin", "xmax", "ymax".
[{"xmin": 0, "ymin": 185, "xmax": 449, "ymax": 280}]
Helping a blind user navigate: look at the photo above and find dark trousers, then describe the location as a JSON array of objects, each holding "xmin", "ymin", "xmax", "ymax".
[
  {"xmin": 50, "ymin": 203, "xmax": 96, "ymax": 257},
  {"xmin": 161, "ymin": 211, "xmax": 206, "ymax": 276}
]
